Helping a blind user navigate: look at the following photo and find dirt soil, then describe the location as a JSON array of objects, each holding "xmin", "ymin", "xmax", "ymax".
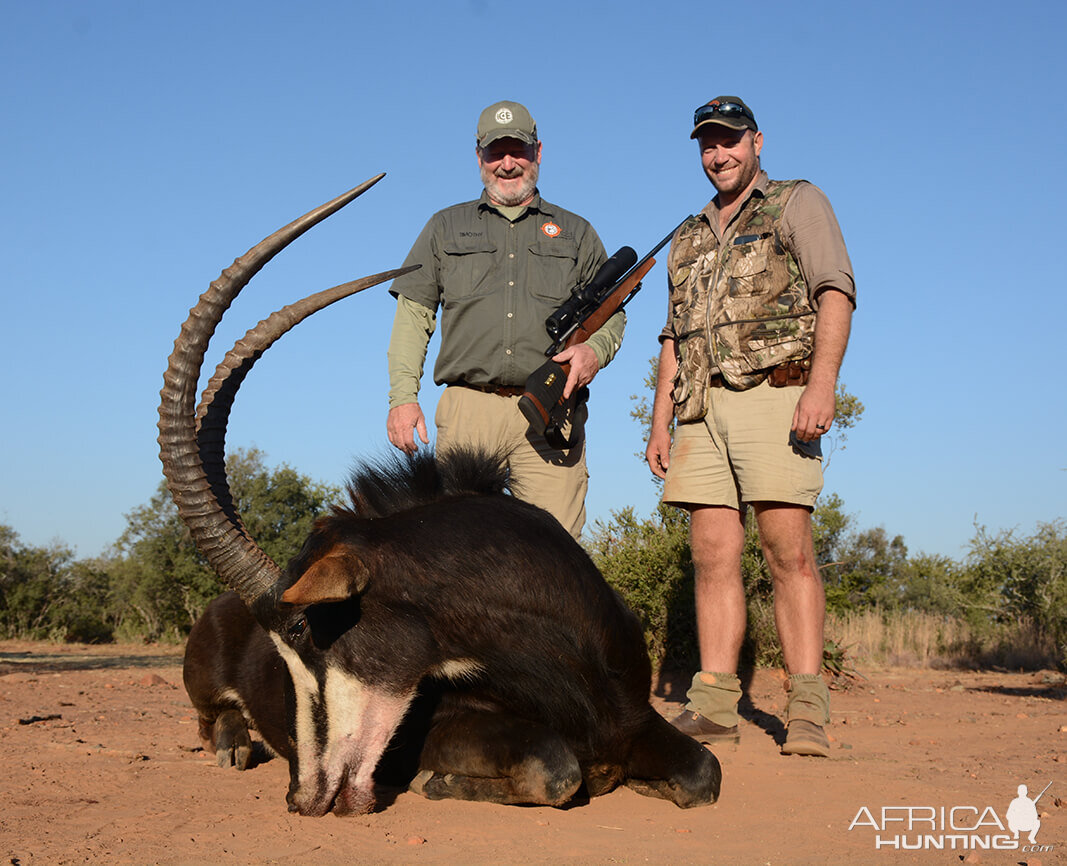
[{"xmin": 1, "ymin": 641, "xmax": 1064, "ymax": 866}]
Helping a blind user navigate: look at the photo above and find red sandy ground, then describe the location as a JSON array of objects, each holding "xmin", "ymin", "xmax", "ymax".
[{"xmin": 1, "ymin": 641, "xmax": 1064, "ymax": 865}]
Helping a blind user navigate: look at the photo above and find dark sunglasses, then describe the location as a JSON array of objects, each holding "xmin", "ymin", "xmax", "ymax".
[{"xmin": 693, "ymin": 101, "xmax": 754, "ymax": 126}]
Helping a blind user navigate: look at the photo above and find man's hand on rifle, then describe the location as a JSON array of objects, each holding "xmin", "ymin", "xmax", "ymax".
[
  {"xmin": 387, "ymin": 402, "xmax": 429, "ymax": 454},
  {"xmin": 552, "ymin": 344, "xmax": 600, "ymax": 400}
]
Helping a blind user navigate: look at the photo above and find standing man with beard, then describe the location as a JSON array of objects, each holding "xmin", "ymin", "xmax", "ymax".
[
  {"xmin": 386, "ymin": 101, "xmax": 623, "ymax": 538},
  {"xmin": 646, "ymin": 97, "xmax": 855, "ymax": 756}
]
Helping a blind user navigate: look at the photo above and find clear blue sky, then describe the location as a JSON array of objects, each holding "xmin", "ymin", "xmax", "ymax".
[{"xmin": 2, "ymin": 0, "xmax": 1064, "ymax": 562}]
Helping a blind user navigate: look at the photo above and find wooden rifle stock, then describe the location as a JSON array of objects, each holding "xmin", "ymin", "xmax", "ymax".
[
  {"xmin": 563, "ymin": 256, "xmax": 657, "ymax": 352},
  {"xmin": 519, "ymin": 257, "xmax": 656, "ymax": 431}
]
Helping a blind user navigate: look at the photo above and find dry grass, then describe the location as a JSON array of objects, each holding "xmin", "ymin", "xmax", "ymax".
[{"xmin": 827, "ymin": 608, "xmax": 1059, "ymax": 671}]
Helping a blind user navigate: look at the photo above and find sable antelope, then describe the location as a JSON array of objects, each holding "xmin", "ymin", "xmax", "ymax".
[{"xmin": 162, "ymin": 175, "xmax": 721, "ymax": 815}]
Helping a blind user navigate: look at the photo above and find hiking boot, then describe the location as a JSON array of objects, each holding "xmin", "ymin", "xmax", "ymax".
[
  {"xmin": 671, "ymin": 710, "xmax": 740, "ymax": 745},
  {"xmin": 781, "ymin": 719, "xmax": 829, "ymax": 757}
]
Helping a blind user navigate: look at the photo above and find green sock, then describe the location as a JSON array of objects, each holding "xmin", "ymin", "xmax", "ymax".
[
  {"xmin": 685, "ymin": 671, "xmax": 741, "ymax": 727},
  {"xmin": 787, "ymin": 673, "xmax": 830, "ymax": 725}
]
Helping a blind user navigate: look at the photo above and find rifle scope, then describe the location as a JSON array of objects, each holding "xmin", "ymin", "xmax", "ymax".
[{"xmin": 545, "ymin": 246, "xmax": 637, "ymax": 344}]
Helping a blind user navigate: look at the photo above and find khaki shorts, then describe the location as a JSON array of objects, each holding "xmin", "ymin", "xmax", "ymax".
[
  {"xmin": 435, "ymin": 385, "xmax": 588, "ymax": 539},
  {"xmin": 662, "ymin": 380, "xmax": 823, "ymax": 510}
]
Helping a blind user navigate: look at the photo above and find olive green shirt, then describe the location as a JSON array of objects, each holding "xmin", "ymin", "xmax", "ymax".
[{"xmin": 388, "ymin": 191, "xmax": 625, "ymax": 407}]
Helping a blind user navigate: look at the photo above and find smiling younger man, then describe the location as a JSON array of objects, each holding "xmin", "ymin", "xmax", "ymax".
[
  {"xmin": 386, "ymin": 101, "xmax": 624, "ymax": 539},
  {"xmin": 646, "ymin": 97, "xmax": 856, "ymax": 756}
]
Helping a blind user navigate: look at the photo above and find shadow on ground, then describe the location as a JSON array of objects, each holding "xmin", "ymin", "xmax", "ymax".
[{"xmin": 0, "ymin": 649, "xmax": 184, "ymax": 675}]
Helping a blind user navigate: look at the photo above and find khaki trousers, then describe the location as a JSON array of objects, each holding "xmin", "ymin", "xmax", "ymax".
[{"xmin": 434, "ymin": 386, "xmax": 588, "ymax": 539}]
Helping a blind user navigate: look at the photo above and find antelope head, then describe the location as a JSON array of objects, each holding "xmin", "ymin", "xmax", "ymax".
[{"xmin": 157, "ymin": 175, "xmax": 421, "ymax": 815}]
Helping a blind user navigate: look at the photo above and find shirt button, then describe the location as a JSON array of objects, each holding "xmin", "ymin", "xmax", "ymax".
[
  {"xmin": 505, "ymin": 348, "xmax": 513, "ymax": 355},
  {"xmin": 507, "ymin": 312, "xmax": 513, "ymax": 318},
  {"xmin": 508, "ymin": 281, "xmax": 515, "ymax": 286},
  {"xmin": 508, "ymin": 252, "xmax": 515, "ymax": 258}
]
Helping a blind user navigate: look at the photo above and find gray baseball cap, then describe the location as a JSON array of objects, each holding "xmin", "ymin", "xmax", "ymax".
[{"xmin": 477, "ymin": 101, "xmax": 538, "ymax": 148}]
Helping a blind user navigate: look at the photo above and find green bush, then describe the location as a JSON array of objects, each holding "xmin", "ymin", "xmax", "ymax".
[
  {"xmin": 108, "ymin": 447, "xmax": 340, "ymax": 639},
  {"xmin": 588, "ymin": 504, "xmax": 697, "ymax": 671},
  {"xmin": 962, "ymin": 520, "xmax": 1067, "ymax": 668},
  {"xmin": 590, "ymin": 504, "xmax": 821, "ymax": 672},
  {"xmin": 0, "ymin": 527, "xmax": 78, "ymax": 639}
]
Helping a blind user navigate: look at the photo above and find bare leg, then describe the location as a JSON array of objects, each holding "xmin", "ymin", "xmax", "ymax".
[
  {"xmin": 752, "ymin": 502, "xmax": 824, "ymax": 675},
  {"xmin": 689, "ymin": 505, "xmax": 747, "ymax": 671},
  {"xmin": 753, "ymin": 502, "xmax": 830, "ymax": 756}
]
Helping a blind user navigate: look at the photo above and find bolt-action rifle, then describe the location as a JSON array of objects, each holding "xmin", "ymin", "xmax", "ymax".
[{"xmin": 518, "ymin": 217, "xmax": 692, "ymax": 449}]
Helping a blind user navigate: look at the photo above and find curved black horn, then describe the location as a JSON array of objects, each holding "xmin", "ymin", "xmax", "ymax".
[
  {"xmin": 157, "ymin": 175, "xmax": 397, "ymax": 604},
  {"xmin": 193, "ymin": 267, "xmax": 419, "ymax": 563}
]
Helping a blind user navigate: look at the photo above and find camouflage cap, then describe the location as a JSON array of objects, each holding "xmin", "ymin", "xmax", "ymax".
[
  {"xmin": 477, "ymin": 100, "xmax": 538, "ymax": 148},
  {"xmin": 690, "ymin": 96, "xmax": 758, "ymax": 138}
]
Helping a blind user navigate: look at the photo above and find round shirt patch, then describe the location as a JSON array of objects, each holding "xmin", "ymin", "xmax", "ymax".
[{"xmin": 541, "ymin": 222, "xmax": 561, "ymax": 238}]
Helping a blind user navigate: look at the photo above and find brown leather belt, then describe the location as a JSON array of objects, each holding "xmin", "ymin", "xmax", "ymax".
[
  {"xmin": 452, "ymin": 382, "xmax": 525, "ymax": 398},
  {"xmin": 709, "ymin": 357, "xmax": 812, "ymax": 389}
]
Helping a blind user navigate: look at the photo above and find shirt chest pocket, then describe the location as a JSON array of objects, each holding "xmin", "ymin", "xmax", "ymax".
[
  {"xmin": 527, "ymin": 239, "xmax": 580, "ymax": 303},
  {"xmin": 439, "ymin": 236, "xmax": 499, "ymax": 300}
]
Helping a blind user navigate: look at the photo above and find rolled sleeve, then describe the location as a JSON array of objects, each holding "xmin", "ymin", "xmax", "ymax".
[{"xmin": 782, "ymin": 183, "xmax": 856, "ymax": 309}]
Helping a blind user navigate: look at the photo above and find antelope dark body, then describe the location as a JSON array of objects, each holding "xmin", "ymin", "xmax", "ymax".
[{"xmin": 162, "ymin": 176, "xmax": 721, "ymax": 815}]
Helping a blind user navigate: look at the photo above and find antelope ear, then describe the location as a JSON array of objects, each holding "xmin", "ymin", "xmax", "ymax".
[{"xmin": 281, "ymin": 547, "xmax": 369, "ymax": 605}]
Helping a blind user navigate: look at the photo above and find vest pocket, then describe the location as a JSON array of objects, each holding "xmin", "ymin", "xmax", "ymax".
[
  {"xmin": 713, "ymin": 313, "xmax": 814, "ymax": 375},
  {"xmin": 725, "ymin": 238, "xmax": 770, "ymax": 298},
  {"xmin": 673, "ymin": 332, "xmax": 711, "ymax": 423}
]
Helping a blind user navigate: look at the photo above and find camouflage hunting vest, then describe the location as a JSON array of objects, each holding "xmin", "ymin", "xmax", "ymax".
[{"xmin": 667, "ymin": 180, "xmax": 814, "ymax": 422}]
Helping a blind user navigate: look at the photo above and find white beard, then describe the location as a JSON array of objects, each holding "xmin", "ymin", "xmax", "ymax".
[{"xmin": 481, "ymin": 161, "xmax": 539, "ymax": 207}]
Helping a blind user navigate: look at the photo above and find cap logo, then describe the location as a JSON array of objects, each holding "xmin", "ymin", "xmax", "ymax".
[
  {"xmin": 541, "ymin": 222, "xmax": 561, "ymax": 237},
  {"xmin": 495, "ymin": 108, "xmax": 513, "ymax": 124}
]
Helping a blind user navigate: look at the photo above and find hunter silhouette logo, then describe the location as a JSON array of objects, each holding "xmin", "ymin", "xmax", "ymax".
[
  {"xmin": 848, "ymin": 780, "xmax": 1055, "ymax": 853},
  {"xmin": 1007, "ymin": 782, "xmax": 1051, "ymax": 844}
]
